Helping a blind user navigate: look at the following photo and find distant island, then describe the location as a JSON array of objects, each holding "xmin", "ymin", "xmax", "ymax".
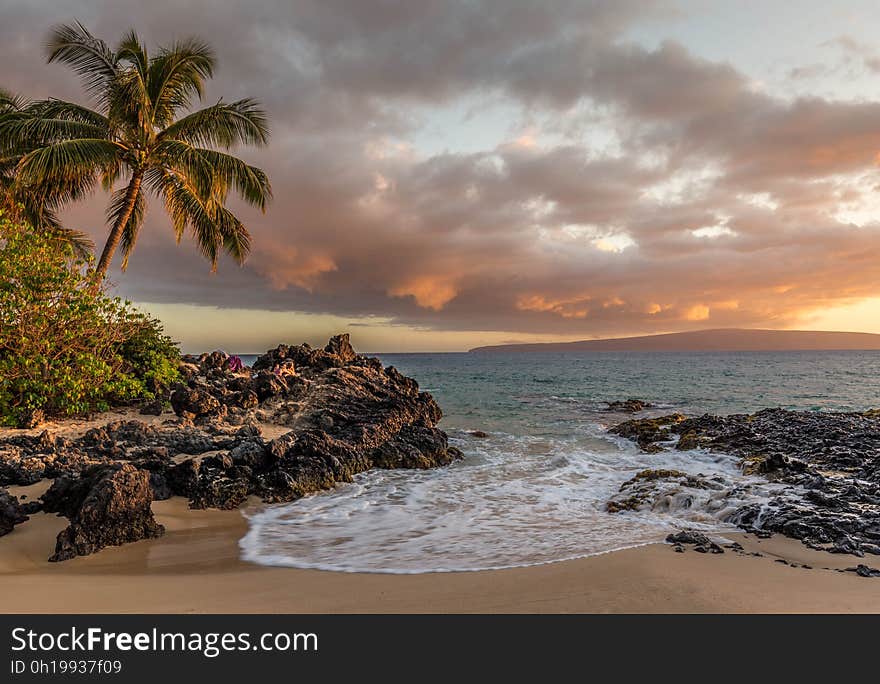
[{"xmin": 469, "ymin": 328, "xmax": 880, "ymax": 353}]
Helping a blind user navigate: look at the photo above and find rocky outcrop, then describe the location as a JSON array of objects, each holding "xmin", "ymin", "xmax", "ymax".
[
  {"xmin": 609, "ymin": 408, "xmax": 880, "ymax": 557},
  {"xmin": 169, "ymin": 387, "xmax": 223, "ymax": 421},
  {"xmin": 0, "ymin": 334, "xmax": 462, "ymax": 560},
  {"xmin": 42, "ymin": 463, "xmax": 164, "ymax": 562},
  {"xmin": 665, "ymin": 530, "xmax": 724, "ymax": 554},
  {"xmin": 609, "ymin": 414, "xmax": 686, "ymax": 452},
  {"xmin": 0, "ymin": 488, "xmax": 28, "ymax": 536},
  {"xmin": 605, "ymin": 399, "xmax": 653, "ymax": 413},
  {"xmin": 159, "ymin": 335, "xmax": 463, "ymax": 508}
]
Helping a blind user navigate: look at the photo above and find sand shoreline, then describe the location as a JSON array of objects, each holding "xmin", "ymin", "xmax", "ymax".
[{"xmin": 2, "ymin": 487, "xmax": 878, "ymax": 613}]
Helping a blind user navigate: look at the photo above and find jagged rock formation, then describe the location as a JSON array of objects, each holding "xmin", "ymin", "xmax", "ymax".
[
  {"xmin": 609, "ymin": 408, "xmax": 880, "ymax": 557},
  {"xmin": 42, "ymin": 463, "xmax": 164, "ymax": 561},
  {"xmin": 605, "ymin": 399, "xmax": 654, "ymax": 413},
  {"xmin": 0, "ymin": 334, "xmax": 462, "ymax": 560},
  {"xmin": 161, "ymin": 334, "xmax": 462, "ymax": 508},
  {"xmin": 0, "ymin": 488, "xmax": 28, "ymax": 536}
]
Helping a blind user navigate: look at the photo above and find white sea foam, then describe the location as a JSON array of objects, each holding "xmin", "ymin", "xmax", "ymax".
[
  {"xmin": 238, "ymin": 348, "xmax": 868, "ymax": 574},
  {"xmin": 239, "ymin": 427, "xmax": 776, "ymax": 573}
]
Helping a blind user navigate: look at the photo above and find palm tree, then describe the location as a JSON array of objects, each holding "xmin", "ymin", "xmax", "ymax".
[
  {"xmin": 0, "ymin": 22, "xmax": 271, "ymax": 280},
  {"xmin": 0, "ymin": 88, "xmax": 94, "ymax": 257}
]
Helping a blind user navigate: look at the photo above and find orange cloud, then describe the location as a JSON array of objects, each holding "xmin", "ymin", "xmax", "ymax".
[
  {"xmin": 517, "ymin": 294, "xmax": 590, "ymax": 319},
  {"xmin": 258, "ymin": 247, "xmax": 338, "ymax": 292},
  {"xmin": 389, "ymin": 277, "xmax": 459, "ymax": 310},
  {"xmin": 684, "ymin": 304, "xmax": 711, "ymax": 321}
]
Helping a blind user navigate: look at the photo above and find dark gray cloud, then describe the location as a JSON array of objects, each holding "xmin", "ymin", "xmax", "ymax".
[{"xmin": 3, "ymin": 0, "xmax": 880, "ymax": 340}]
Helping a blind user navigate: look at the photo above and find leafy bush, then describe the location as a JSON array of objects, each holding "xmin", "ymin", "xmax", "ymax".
[{"xmin": 0, "ymin": 211, "xmax": 180, "ymax": 426}]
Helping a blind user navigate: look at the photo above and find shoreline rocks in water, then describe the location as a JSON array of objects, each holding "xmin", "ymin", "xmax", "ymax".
[
  {"xmin": 665, "ymin": 530, "xmax": 724, "ymax": 554},
  {"xmin": 0, "ymin": 334, "xmax": 462, "ymax": 561},
  {"xmin": 605, "ymin": 398, "xmax": 654, "ymax": 413},
  {"xmin": 609, "ymin": 408, "xmax": 880, "ymax": 559}
]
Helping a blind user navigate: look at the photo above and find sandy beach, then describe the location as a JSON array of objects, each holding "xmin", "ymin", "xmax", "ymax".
[{"xmin": 1, "ymin": 481, "xmax": 877, "ymax": 614}]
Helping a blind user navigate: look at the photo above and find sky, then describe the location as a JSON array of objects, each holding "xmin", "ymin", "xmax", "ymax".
[{"xmin": 4, "ymin": 0, "xmax": 880, "ymax": 352}]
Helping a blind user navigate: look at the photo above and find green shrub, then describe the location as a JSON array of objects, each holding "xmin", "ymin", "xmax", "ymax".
[
  {"xmin": 0, "ymin": 211, "xmax": 180, "ymax": 426},
  {"xmin": 117, "ymin": 313, "xmax": 182, "ymax": 397}
]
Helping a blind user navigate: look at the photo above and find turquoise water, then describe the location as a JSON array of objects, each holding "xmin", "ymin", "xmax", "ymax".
[
  {"xmin": 240, "ymin": 351, "xmax": 880, "ymax": 573},
  {"xmin": 381, "ymin": 350, "xmax": 880, "ymax": 430}
]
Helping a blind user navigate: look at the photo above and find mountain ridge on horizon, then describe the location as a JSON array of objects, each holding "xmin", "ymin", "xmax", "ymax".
[{"xmin": 468, "ymin": 328, "xmax": 880, "ymax": 353}]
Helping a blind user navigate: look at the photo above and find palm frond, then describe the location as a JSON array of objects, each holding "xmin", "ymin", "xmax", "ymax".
[
  {"xmin": 44, "ymin": 223, "xmax": 95, "ymax": 259},
  {"xmin": 153, "ymin": 140, "xmax": 271, "ymax": 210},
  {"xmin": 0, "ymin": 88, "xmax": 31, "ymax": 113},
  {"xmin": 108, "ymin": 68, "xmax": 152, "ymax": 136},
  {"xmin": 106, "ymin": 183, "xmax": 146, "ymax": 270},
  {"xmin": 25, "ymin": 99, "xmax": 108, "ymax": 127},
  {"xmin": 46, "ymin": 21, "xmax": 118, "ymax": 103},
  {"xmin": 100, "ymin": 158, "xmax": 123, "ymax": 191},
  {"xmin": 0, "ymin": 116, "xmax": 105, "ymax": 152},
  {"xmin": 159, "ymin": 170, "xmax": 220, "ymax": 267},
  {"xmin": 212, "ymin": 202, "xmax": 252, "ymax": 264},
  {"xmin": 115, "ymin": 30, "xmax": 149, "ymax": 76},
  {"xmin": 0, "ymin": 184, "xmax": 94, "ymax": 258},
  {"xmin": 160, "ymin": 98, "xmax": 269, "ymax": 148},
  {"xmin": 148, "ymin": 39, "xmax": 215, "ymax": 126},
  {"xmin": 151, "ymin": 139, "xmax": 214, "ymax": 199},
  {"xmin": 16, "ymin": 138, "xmax": 124, "ymax": 186},
  {"xmin": 195, "ymin": 147, "xmax": 271, "ymax": 210},
  {"xmin": 157, "ymin": 170, "xmax": 255, "ymax": 270}
]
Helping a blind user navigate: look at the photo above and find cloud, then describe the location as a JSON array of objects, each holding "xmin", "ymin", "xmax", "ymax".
[{"xmin": 3, "ymin": 1, "xmax": 880, "ymax": 343}]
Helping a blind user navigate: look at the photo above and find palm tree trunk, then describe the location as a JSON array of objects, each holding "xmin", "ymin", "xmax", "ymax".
[{"xmin": 93, "ymin": 169, "xmax": 144, "ymax": 284}]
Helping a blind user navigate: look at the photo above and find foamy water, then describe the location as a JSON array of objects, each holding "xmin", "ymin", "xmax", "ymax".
[{"xmin": 238, "ymin": 350, "xmax": 880, "ymax": 573}]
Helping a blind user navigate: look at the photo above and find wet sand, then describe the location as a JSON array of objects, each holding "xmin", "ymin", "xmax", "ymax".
[{"xmin": 1, "ymin": 484, "xmax": 878, "ymax": 613}]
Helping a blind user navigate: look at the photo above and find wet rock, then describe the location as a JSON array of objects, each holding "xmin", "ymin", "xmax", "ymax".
[
  {"xmin": 259, "ymin": 430, "xmax": 370, "ymax": 500},
  {"xmin": 675, "ymin": 430, "xmax": 701, "ymax": 451},
  {"xmin": 469, "ymin": 430, "xmax": 490, "ymax": 438},
  {"xmin": 606, "ymin": 469, "xmax": 715, "ymax": 514},
  {"xmin": 665, "ymin": 530, "xmax": 723, "ymax": 553},
  {"xmin": 609, "ymin": 414, "xmax": 686, "ymax": 450},
  {"xmin": 43, "ymin": 463, "xmax": 164, "ymax": 562},
  {"xmin": 845, "ymin": 564, "xmax": 880, "ymax": 578},
  {"xmin": 371, "ymin": 425, "xmax": 463, "ymax": 469},
  {"xmin": 0, "ymin": 488, "xmax": 29, "ymax": 535},
  {"xmin": 606, "ymin": 399, "xmax": 653, "ymax": 413},
  {"xmin": 610, "ymin": 407, "xmax": 880, "ymax": 557}
]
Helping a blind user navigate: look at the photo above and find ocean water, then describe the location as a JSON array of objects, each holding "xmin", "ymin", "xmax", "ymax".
[{"xmin": 239, "ymin": 350, "xmax": 880, "ymax": 573}]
